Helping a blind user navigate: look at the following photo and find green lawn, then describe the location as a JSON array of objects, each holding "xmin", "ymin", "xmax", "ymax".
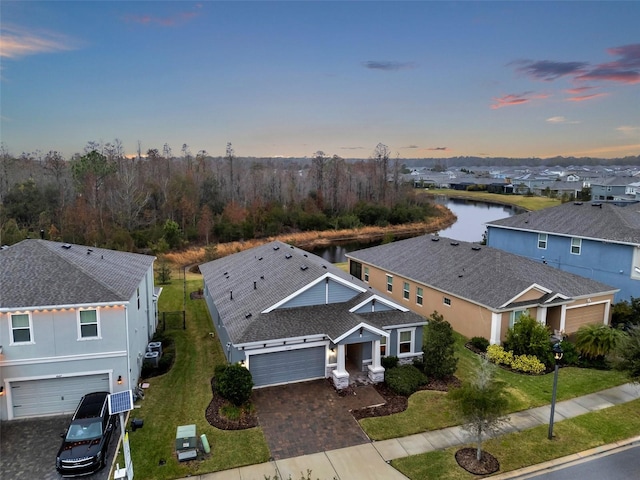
[
  {"xmin": 392, "ymin": 399, "xmax": 640, "ymax": 480},
  {"xmin": 127, "ymin": 278, "xmax": 269, "ymax": 480},
  {"xmin": 360, "ymin": 334, "xmax": 628, "ymax": 440},
  {"xmin": 420, "ymin": 189, "xmax": 562, "ymax": 211}
]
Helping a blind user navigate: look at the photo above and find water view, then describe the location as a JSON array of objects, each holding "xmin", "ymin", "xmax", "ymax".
[{"xmin": 313, "ymin": 197, "xmax": 520, "ymax": 263}]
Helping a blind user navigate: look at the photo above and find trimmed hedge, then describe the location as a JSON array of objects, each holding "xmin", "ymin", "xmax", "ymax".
[
  {"xmin": 385, "ymin": 364, "xmax": 427, "ymax": 396},
  {"xmin": 486, "ymin": 344, "xmax": 545, "ymax": 375},
  {"xmin": 470, "ymin": 336, "xmax": 490, "ymax": 352}
]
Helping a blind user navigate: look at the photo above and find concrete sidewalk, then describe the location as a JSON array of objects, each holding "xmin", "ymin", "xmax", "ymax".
[{"xmin": 181, "ymin": 383, "xmax": 640, "ymax": 480}]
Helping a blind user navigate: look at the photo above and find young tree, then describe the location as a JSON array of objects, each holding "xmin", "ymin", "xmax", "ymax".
[
  {"xmin": 449, "ymin": 357, "xmax": 510, "ymax": 461},
  {"xmin": 615, "ymin": 326, "xmax": 640, "ymax": 383},
  {"xmin": 422, "ymin": 311, "xmax": 458, "ymax": 379}
]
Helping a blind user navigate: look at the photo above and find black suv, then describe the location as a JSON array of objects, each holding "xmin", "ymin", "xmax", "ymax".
[{"xmin": 56, "ymin": 392, "xmax": 117, "ymax": 477}]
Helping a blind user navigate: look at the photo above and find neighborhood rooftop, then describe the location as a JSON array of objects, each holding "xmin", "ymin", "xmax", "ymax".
[
  {"xmin": 347, "ymin": 234, "xmax": 618, "ymax": 310},
  {"xmin": 487, "ymin": 201, "xmax": 640, "ymax": 245},
  {"xmin": 0, "ymin": 239, "xmax": 156, "ymax": 310},
  {"xmin": 199, "ymin": 240, "xmax": 424, "ymax": 345}
]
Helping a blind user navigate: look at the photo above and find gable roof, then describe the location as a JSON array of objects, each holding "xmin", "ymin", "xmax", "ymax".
[
  {"xmin": 347, "ymin": 235, "xmax": 618, "ymax": 311},
  {"xmin": 0, "ymin": 240, "xmax": 155, "ymax": 310},
  {"xmin": 199, "ymin": 241, "xmax": 425, "ymax": 345},
  {"xmin": 486, "ymin": 201, "xmax": 640, "ymax": 246}
]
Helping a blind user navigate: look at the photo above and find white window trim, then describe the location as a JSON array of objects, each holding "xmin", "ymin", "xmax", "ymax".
[
  {"xmin": 632, "ymin": 247, "xmax": 640, "ymax": 280},
  {"xmin": 538, "ymin": 233, "xmax": 548, "ymax": 250},
  {"xmin": 443, "ymin": 297, "xmax": 452, "ymax": 307},
  {"xmin": 416, "ymin": 287, "xmax": 423, "ymax": 306},
  {"xmin": 364, "ymin": 266, "xmax": 369, "ymax": 283},
  {"xmin": 380, "ymin": 336, "xmax": 387, "ymax": 357},
  {"xmin": 570, "ymin": 237, "xmax": 582, "ymax": 255},
  {"xmin": 397, "ymin": 327, "xmax": 416, "ymax": 357},
  {"xmin": 403, "ymin": 282, "xmax": 410, "ymax": 300},
  {"xmin": 509, "ymin": 309, "xmax": 528, "ymax": 328},
  {"xmin": 386, "ymin": 274, "xmax": 393, "ymax": 293},
  {"xmin": 9, "ymin": 312, "xmax": 35, "ymax": 345},
  {"xmin": 77, "ymin": 308, "xmax": 102, "ymax": 340}
]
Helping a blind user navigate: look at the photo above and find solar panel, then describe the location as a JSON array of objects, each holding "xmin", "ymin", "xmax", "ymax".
[{"xmin": 108, "ymin": 390, "xmax": 134, "ymax": 415}]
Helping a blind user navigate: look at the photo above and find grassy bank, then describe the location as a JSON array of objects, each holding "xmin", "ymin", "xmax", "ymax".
[{"xmin": 420, "ymin": 188, "xmax": 562, "ymax": 211}]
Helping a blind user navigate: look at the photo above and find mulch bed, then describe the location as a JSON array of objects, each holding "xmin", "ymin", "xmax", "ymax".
[
  {"xmin": 455, "ymin": 447, "xmax": 500, "ymax": 475},
  {"xmin": 206, "ymin": 375, "xmax": 462, "ymax": 429}
]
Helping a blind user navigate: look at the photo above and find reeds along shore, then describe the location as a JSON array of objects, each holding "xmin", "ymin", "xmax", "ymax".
[{"xmin": 165, "ymin": 204, "xmax": 456, "ymax": 268}]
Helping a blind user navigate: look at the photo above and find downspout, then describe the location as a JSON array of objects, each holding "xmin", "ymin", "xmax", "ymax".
[{"xmin": 124, "ymin": 305, "xmax": 132, "ymax": 391}]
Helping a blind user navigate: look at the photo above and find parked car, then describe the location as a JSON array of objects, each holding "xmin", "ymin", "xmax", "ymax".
[{"xmin": 56, "ymin": 391, "xmax": 117, "ymax": 477}]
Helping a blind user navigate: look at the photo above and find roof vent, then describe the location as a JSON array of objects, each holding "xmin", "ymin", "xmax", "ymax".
[
  {"xmin": 322, "ymin": 265, "xmax": 327, "ymax": 269},
  {"xmin": 285, "ymin": 253, "xmax": 292, "ymax": 259},
  {"xmin": 574, "ymin": 202, "xmax": 583, "ymax": 205},
  {"xmin": 245, "ymin": 313, "xmax": 252, "ymax": 319},
  {"xmin": 62, "ymin": 244, "xmax": 72, "ymax": 249},
  {"xmin": 258, "ymin": 256, "xmax": 263, "ymax": 261},
  {"xmin": 592, "ymin": 203, "xmax": 602, "ymax": 208},
  {"xmin": 303, "ymin": 253, "xmax": 308, "ymax": 257},
  {"xmin": 300, "ymin": 265, "xmax": 308, "ymax": 271},
  {"xmin": 273, "ymin": 245, "xmax": 280, "ymax": 250},
  {"xmin": 471, "ymin": 246, "xmax": 481, "ymax": 251},
  {"xmin": 450, "ymin": 242, "xmax": 459, "ymax": 246},
  {"xmin": 431, "ymin": 237, "xmax": 440, "ymax": 242},
  {"xmin": 223, "ymin": 272, "xmax": 228, "ymax": 276}
]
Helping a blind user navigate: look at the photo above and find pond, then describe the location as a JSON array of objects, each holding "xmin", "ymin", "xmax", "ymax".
[{"xmin": 311, "ymin": 197, "xmax": 520, "ymax": 263}]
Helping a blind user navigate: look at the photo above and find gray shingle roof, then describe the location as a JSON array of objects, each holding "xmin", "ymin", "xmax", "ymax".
[
  {"xmin": 0, "ymin": 240, "xmax": 155, "ymax": 309},
  {"xmin": 487, "ymin": 201, "xmax": 640, "ymax": 245},
  {"xmin": 347, "ymin": 235, "xmax": 617, "ymax": 310},
  {"xmin": 199, "ymin": 241, "xmax": 424, "ymax": 345}
]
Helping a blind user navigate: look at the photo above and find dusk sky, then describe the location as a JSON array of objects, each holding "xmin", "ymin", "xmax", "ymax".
[{"xmin": 1, "ymin": 1, "xmax": 639, "ymax": 160}]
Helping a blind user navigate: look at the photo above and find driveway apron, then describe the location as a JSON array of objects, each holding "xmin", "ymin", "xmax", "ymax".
[{"xmin": 252, "ymin": 379, "xmax": 384, "ymax": 460}]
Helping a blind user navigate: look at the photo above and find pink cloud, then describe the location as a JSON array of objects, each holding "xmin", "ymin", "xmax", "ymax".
[
  {"xmin": 576, "ymin": 43, "xmax": 640, "ymax": 84},
  {"xmin": 565, "ymin": 93, "xmax": 609, "ymax": 102},
  {"xmin": 491, "ymin": 92, "xmax": 549, "ymax": 109}
]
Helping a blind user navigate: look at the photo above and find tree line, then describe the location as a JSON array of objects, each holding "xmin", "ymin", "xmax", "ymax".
[{"xmin": 0, "ymin": 141, "xmax": 441, "ymax": 251}]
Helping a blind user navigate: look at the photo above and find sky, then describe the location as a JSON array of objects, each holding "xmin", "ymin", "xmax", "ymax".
[{"xmin": 1, "ymin": 1, "xmax": 639, "ymax": 160}]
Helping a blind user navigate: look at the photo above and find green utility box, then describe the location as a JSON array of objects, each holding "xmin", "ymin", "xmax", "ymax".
[{"xmin": 175, "ymin": 424, "xmax": 198, "ymax": 461}]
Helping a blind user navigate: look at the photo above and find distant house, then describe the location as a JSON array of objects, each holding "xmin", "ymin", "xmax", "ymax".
[
  {"xmin": 591, "ymin": 177, "xmax": 636, "ymax": 202},
  {"xmin": 347, "ymin": 235, "xmax": 617, "ymax": 345},
  {"xmin": 199, "ymin": 241, "xmax": 426, "ymax": 390},
  {"xmin": 486, "ymin": 201, "xmax": 640, "ymax": 301},
  {"xmin": 0, "ymin": 240, "xmax": 159, "ymax": 420}
]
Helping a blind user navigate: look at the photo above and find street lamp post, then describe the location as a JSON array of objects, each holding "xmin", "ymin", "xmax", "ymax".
[{"xmin": 548, "ymin": 342, "xmax": 564, "ymax": 440}]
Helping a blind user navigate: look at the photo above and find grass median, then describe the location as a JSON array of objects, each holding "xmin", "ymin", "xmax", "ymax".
[{"xmin": 392, "ymin": 398, "xmax": 640, "ymax": 480}]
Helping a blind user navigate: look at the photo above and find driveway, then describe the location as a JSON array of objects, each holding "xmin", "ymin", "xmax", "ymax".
[
  {"xmin": 252, "ymin": 379, "xmax": 385, "ymax": 460},
  {"xmin": 0, "ymin": 415, "xmax": 120, "ymax": 480}
]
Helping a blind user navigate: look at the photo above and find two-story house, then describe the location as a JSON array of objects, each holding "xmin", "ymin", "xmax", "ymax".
[
  {"xmin": 200, "ymin": 241, "xmax": 426, "ymax": 390},
  {"xmin": 0, "ymin": 240, "xmax": 159, "ymax": 420},
  {"xmin": 591, "ymin": 177, "xmax": 636, "ymax": 202},
  {"xmin": 486, "ymin": 201, "xmax": 640, "ymax": 302}
]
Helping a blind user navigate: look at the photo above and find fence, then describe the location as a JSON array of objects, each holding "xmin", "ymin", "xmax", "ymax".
[{"xmin": 160, "ymin": 310, "xmax": 186, "ymax": 331}]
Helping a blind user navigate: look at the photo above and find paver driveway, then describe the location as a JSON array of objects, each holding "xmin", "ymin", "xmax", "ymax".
[{"xmin": 252, "ymin": 379, "xmax": 385, "ymax": 460}]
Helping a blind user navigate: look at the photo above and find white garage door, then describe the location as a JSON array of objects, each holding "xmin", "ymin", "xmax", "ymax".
[
  {"xmin": 10, "ymin": 374, "xmax": 110, "ymax": 419},
  {"xmin": 250, "ymin": 347, "xmax": 326, "ymax": 387}
]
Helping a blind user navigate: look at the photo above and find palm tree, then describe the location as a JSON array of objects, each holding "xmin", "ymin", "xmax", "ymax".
[{"xmin": 575, "ymin": 324, "xmax": 625, "ymax": 359}]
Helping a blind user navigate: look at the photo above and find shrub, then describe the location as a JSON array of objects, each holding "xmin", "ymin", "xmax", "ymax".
[
  {"xmin": 510, "ymin": 354, "xmax": 546, "ymax": 375},
  {"xmin": 486, "ymin": 345, "xmax": 513, "ymax": 366},
  {"xmin": 575, "ymin": 324, "xmax": 626, "ymax": 360},
  {"xmin": 470, "ymin": 336, "xmax": 490, "ymax": 352},
  {"xmin": 559, "ymin": 340, "xmax": 579, "ymax": 366},
  {"xmin": 385, "ymin": 365, "xmax": 427, "ymax": 396},
  {"xmin": 216, "ymin": 363, "xmax": 254, "ymax": 406},
  {"xmin": 381, "ymin": 356, "xmax": 399, "ymax": 370},
  {"xmin": 422, "ymin": 311, "xmax": 458, "ymax": 379},
  {"xmin": 504, "ymin": 314, "xmax": 553, "ymax": 367}
]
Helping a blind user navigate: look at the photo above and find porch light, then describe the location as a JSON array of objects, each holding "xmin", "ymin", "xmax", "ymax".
[
  {"xmin": 0, "ymin": 386, "xmax": 4, "ymax": 396},
  {"xmin": 117, "ymin": 375, "xmax": 123, "ymax": 385}
]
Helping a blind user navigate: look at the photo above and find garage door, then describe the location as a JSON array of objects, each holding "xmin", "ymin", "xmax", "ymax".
[
  {"xmin": 565, "ymin": 303, "xmax": 606, "ymax": 334},
  {"xmin": 250, "ymin": 347, "xmax": 325, "ymax": 387},
  {"xmin": 10, "ymin": 373, "xmax": 110, "ymax": 419}
]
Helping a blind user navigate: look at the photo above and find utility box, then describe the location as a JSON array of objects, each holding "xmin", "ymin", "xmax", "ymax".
[
  {"xmin": 147, "ymin": 341, "xmax": 163, "ymax": 355},
  {"xmin": 144, "ymin": 351, "xmax": 159, "ymax": 367},
  {"xmin": 175, "ymin": 424, "xmax": 198, "ymax": 462}
]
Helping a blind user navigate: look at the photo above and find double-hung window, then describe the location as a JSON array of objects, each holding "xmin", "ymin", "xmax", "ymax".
[
  {"xmin": 364, "ymin": 266, "xmax": 369, "ymax": 283},
  {"xmin": 403, "ymin": 282, "xmax": 410, "ymax": 300},
  {"xmin": 416, "ymin": 287, "xmax": 423, "ymax": 306},
  {"xmin": 78, "ymin": 309, "xmax": 100, "ymax": 339},
  {"xmin": 10, "ymin": 313, "xmax": 33, "ymax": 344},
  {"xmin": 571, "ymin": 237, "xmax": 582, "ymax": 255},
  {"xmin": 398, "ymin": 329, "xmax": 414, "ymax": 355},
  {"xmin": 538, "ymin": 233, "xmax": 548, "ymax": 249},
  {"xmin": 386, "ymin": 275, "xmax": 393, "ymax": 293},
  {"xmin": 510, "ymin": 309, "xmax": 528, "ymax": 328}
]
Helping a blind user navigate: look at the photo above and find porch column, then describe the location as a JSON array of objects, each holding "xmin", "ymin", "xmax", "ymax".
[
  {"xmin": 490, "ymin": 312, "xmax": 501, "ymax": 345},
  {"xmin": 559, "ymin": 304, "xmax": 567, "ymax": 332},
  {"xmin": 536, "ymin": 306, "xmax": 547, "ymax": 324},
  {"xmin": 603, "ymin": 301, "xmax": 611, "ymax": 326},
  {"xmin": 332, "ymin": 344, "xmax": 349, "ymax": 390},
  {"xmin": 367, "ymin": 339, "xmax": 385, "ymax": 384}
]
